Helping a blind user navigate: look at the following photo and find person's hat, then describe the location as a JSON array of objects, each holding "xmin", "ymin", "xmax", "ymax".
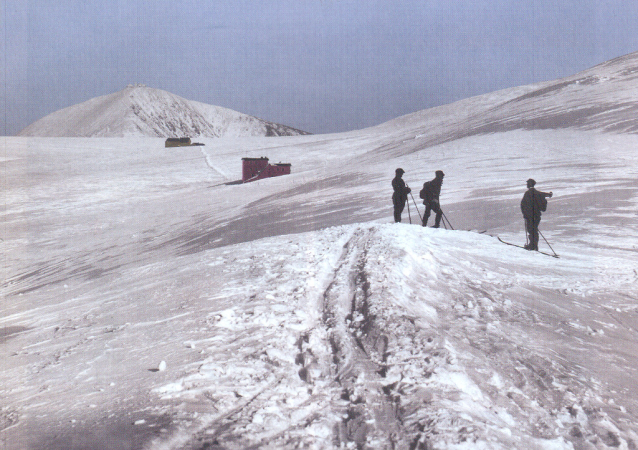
[
  {"xmin": 435, "ymin": 170, "xmax": 445, "ymax": 178},
  {"xmin": 527, "ymin": 178, "xmax": 536, "ymax": 187},
  {"xmin": 396, "ymin": 168, "xmax": 405, "ymax": 174}
]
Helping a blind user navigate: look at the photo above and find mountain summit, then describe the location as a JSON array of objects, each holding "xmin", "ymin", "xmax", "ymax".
[{"xmin": 18, "ymin": 85, "xmax": 310, "ymax": 138}]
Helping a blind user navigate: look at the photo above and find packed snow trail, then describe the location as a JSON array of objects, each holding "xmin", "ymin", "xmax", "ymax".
[{"xmin": 318, "ymin": 227, "xmax": 402, "ymax": 447}]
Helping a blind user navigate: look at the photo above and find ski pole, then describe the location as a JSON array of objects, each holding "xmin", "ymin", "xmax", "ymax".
[
  {"xmin": 409, "ymin": 191, "xmax": 423, "ymax": 222},
  {"xmin": 405, "ymin": 184, "xmax": 421, "ymax": 224},
  {"xmin": 437, "ymin": 208, "xmax": 448, "ymax": 230},
  {"xmin": 441, "ymin": 211, "xmax": 454, "ymax": 230},
  {"xmin": 538, "ymin": 229, "xmax": 558, "ymax": 256}
]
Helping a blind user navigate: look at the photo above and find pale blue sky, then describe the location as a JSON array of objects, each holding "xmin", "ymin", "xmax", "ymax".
[{"xmin": 3, "ymin": 0, "xmax": 638, "ymax": 135}]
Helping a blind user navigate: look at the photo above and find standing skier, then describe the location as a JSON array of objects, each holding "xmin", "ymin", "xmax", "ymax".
[
  {"xmin": 520, "ymin": 178, "xmax": 553, "ymax": 250},
  {"xmin": 420, "ymin": 170, "xmax": 445, "ymax": 228},
  {"xmin": 392, "ymin": 168, "xmax": 411, "ymax": 223}
]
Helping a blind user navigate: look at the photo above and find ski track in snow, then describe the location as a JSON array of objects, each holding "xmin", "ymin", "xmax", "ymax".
[{"xmin": 198, "ymin": 146, "xmax": 231, "ymax": 182}]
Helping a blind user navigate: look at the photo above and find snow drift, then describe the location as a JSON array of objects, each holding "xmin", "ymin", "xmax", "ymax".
[
  {"xmin": 2, "ymin": 52, "xmax": 638, "ymax": 449},
  {"xmin": 17, "ymin": 85, "xmax": 310, "ymax": 138}
]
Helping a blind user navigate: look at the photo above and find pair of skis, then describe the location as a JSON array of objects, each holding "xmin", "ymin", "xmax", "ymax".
[
  {"xmin": 466, "ymin": 229, "xmax": 559, "ymax": 258},
  {"xmin": 497, "ymin": 236, "xmax": 559, "ymax": 258}
]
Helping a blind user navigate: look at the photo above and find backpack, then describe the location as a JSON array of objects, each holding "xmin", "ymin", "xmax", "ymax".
[
  {"xmin": 419, "ymin": 181, "xmax": 431, "ymax": 200},
  {"xmin": 538, "ymin": 194, "xmax": 548, "ymax": 212}
]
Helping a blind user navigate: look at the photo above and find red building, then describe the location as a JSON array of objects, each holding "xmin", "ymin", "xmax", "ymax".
[{"xmin": 242, "ymin": 157, "xmax": 291, "ymax": 183}]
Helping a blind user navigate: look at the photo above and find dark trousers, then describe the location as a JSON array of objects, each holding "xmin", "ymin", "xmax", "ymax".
[
  {"xmin": 423, "ymin": 201, "xmax": 442, "ymax": 227},
  {"xmin": 525, "ymin": 217, "xmax": 540, "ymax": 250},
  {"xmin": 393, "ymin": 200, "xmax": 405, "ymax": 222}
]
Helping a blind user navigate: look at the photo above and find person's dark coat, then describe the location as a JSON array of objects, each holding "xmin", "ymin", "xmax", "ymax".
[
  {"xmin": 521, "ymin": 186, "xmax": 551, "ymax": 250},
  {"xmin": 392, "ymin": 177, "xmax": 410, "ymax": 205},
  {"xmin": 420, "ymin": 177, "xmax": 443, "ymax": 205},
  {"xmin": 420, "ymin": 173, "xmax": 444, "ymax": 227},
  {"xmin": 520, "ymin": 187, "xmax": 548, "ymax": 221},
  {"xmin": 392, "ymin": 175, "xmax": 411, "ymax": 222}
]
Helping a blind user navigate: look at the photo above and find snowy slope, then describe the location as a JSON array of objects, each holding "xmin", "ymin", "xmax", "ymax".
[
  {"xmin": 17, "ymin": 85, "xmax": 309, "ymax": 138},
  {"xmin": 2, "ymin": 53, "xmax": 638, "ymax": 449},
  {"xmin": 369, "ymin": 51, "xmax": 638, "ymax": 157}
]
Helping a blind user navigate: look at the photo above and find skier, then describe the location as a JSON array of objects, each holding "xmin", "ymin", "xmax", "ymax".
[
  {"xmin": 392, "ymin": 168, "xmax": 411, "ymax": 223},
  {"xmin": 420, "ymin": 170, "xmax": 445, "ymax": 228},
  {"xmin": 520, "ymin": 178, "xmax": 553, "ymax": 251}
]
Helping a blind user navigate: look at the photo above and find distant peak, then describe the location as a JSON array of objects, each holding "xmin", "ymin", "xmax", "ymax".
[{"xmin": 18, "ymin": 85, "xmax": 310, "ymax": 138}]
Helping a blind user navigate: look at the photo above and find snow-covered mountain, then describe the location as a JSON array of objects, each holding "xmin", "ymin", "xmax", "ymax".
[
  {"xmin": 17, "ymin": 85, "xmax": 310, "ymax": 138},
  {"xmin": 2, "ymin": 53, "xmax": 638, "ymax": 449}
]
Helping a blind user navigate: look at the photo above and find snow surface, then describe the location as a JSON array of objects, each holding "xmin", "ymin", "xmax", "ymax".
[{"xmin": 2, "ymin": 54, "xmax": 638, "ymax": 449}]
